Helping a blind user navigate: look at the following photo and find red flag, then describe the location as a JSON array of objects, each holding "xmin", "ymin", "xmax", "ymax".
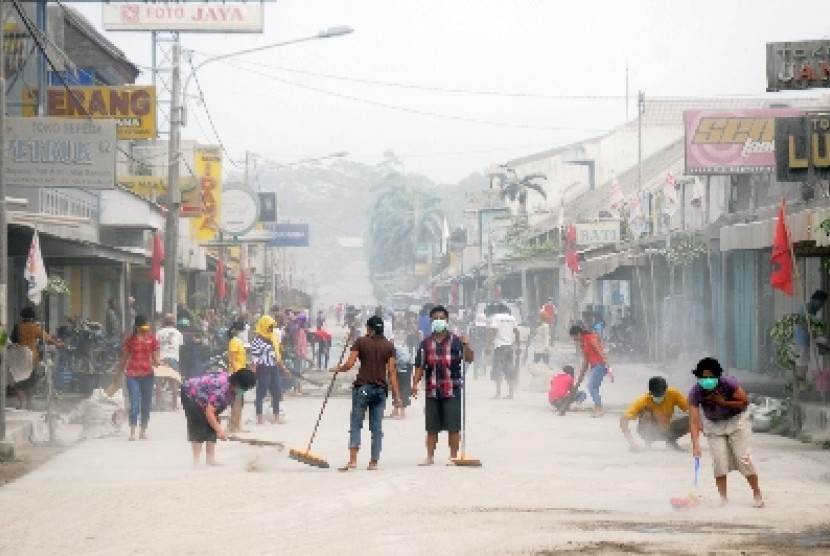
[
  {"xmin": 237, "ymin": 267, "xmax": 248, "ymax": 306},
  {"xmin": 770, "ymin": 198, "xmax": 793, "ymax": 295},
  {"xmin": 215, "ymin": 260, "xmax": 226, "ymax": 302},
  {"xmin": 151, "ymin": 232, "xmax": 164, "ymax": 284},
  {"xmin": 565, "ymin": 224, "xmax": 580, "ymax": 274}
]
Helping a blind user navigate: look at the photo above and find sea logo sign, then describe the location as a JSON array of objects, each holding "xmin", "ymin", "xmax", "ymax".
[{"xmin": 685, "ymin": 108, "xmax": 802, "ymax": 175}]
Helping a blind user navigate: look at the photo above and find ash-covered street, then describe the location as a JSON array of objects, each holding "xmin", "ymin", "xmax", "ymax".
[{"xmin": 1, "ymin": 361, "xmax": 829, "ymax": 556}]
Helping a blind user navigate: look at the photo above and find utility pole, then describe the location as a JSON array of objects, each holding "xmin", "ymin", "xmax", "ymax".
[
  {"xmin": 163, "ymin": 38, "xmax": 181, "ymax": 315},
  {"xmin": 637, "ymin": 91, "xmax": 645, "ymax": 196},
  {"xmin": 0, "ymin": 0, "xmax": 8, "ymax": 442}
]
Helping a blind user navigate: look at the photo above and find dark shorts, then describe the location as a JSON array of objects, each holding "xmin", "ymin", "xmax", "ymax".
[
  {"xmin": 425, "ymin": 396, "xmax": 462, "ymax": 433},
  {"xmin": 181, "ymin": 388, "xmax": 217, "ymax": 443},
  {"xmin": 491, "ymin": 346, "xmax": 516, "ymax": 381}
]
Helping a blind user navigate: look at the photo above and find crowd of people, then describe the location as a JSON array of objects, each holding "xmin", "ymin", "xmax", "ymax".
[{"xmin": 4, "ymin": 294, "xmax": 765, "ymax": 506}]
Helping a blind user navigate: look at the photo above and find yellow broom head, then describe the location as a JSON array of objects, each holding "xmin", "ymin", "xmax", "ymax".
[
  {"xmin": 451, "ymin": 453, "xmax": 482, "ymax": 467},
  {"xmin": 289, "ymin": 448, "xmax": 330, "ymax": 469}
]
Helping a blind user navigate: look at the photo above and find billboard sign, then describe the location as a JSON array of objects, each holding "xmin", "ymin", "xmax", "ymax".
[
  {"xmin": 45, "ymin": 86, "xmax": 156, "ymax": 140},
  {"xmin": 684, "ymin": 108, "xmax": 802, "ymax": 175},
  {"xmin": 220, "ymin": 185, "xmax": 260, "ymax": 236},
  {"xmin": 575, "ymin": 221, "xmax": 621, "ymax": 246},
  {"xmin": 190, "ymin": 146, "xmax": 223, "ymax": 242},
  {"xmin": 102, "ymin": 3, "xmax": 264, "ymax": 33},
  {"xmin": 268, "ymin": 223, "xmax": 309, "ymax": 247},
  {"xmin": 774, "ymin": 115, "xmax": 830, "ymax": 181},
  {"xmin": 5, "ymin": 117, "xmax": 116, "ymax": 188},
  {"xmin": 766, "ymin": 40, "xmax": 830, "ymax": 91}
]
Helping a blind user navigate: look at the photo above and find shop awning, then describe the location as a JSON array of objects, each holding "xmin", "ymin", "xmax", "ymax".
[
  {"xmin": 8, "ymin": 224, "xmax": 146, "ymax": 266},
  {"xmin": 580, "ymin": 250, "xmax": 646, "ymax": 280},
  {"xmin": 720, "ymin": 205, "xmax": 830, "ymax": 252}
]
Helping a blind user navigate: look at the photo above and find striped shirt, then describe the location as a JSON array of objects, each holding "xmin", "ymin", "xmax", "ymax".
[{"xmin": 250, "ymin": 334, "xmax": 278, "ymax": 367}]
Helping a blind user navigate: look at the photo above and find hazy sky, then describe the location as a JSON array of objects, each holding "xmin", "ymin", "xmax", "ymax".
[{"xmin": 68, "ymin": 0, "xmax": 829, "ymax": 183}]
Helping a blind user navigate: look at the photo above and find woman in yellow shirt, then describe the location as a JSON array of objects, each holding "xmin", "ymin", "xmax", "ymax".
[{"xmin": 227, "ymin": 319, "xmax": 248, "ymax": 432}]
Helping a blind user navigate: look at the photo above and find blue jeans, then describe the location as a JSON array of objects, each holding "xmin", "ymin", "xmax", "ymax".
[
  {"xmin": 587, "ymin": 363, "xmax": 607, "ymax": 407},
  {"xmin": 349, "ymin": 384, "xmax": 386, "ymax": 462},
  {"xmin": 126, "ymin": 375, "xmax": 155, "ymax": 428}
]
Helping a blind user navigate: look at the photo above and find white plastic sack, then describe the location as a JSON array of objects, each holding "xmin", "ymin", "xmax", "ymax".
[
  {"xmin": 69, "ymin": 388, "xmax": 126, "ymax": 439},
  {"xmin": 6, "ymin": 344, "xmax": 33, "ymax": 383}
]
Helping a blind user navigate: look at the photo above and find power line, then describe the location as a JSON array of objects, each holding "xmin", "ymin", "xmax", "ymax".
[
  {"xmin": 193, "ymin": 52, "xmax": 626, "ymax": 101},
  {"xmin": 218, "ymin": 59, "xmax": 609, "ymax": 133},
  {"xmin": 187, "ymin": 56, "xmax": 242, "ymax": 169}
]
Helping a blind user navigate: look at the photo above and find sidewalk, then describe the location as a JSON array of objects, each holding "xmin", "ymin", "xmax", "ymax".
[{"xmin": 1, "ymin": 393, "xmax": 87, "ymax": 458}]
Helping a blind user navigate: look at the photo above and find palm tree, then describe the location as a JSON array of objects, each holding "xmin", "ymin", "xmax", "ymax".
[
  {"xmin": 491, "ymin": 167, "xmax": 547, "ymax": 216},
  {"xmin": 367, "ymin": 173, "xmax": 445, "ymax": 273}
]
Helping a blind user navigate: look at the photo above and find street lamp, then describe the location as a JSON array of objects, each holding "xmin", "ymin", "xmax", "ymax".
[{"xmin": 162, "ymin": 26, "xmax": 354, "ymax": 314}]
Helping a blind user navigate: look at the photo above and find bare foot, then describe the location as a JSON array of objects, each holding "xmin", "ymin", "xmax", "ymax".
[
  {"xmin": 753, "ymin": 494, "xmax": 765, "ymax": 508},
  {"xmin": 418, "ymin": 458, "xmax": 434, "ymax": 466},
  {"xmin": 337, "ymin": 463, "xmax": 357, "ymax": 472},
  {"xmin": 719, "ymin": 497, "xmax": 729, "ymax": 507},
  {"xmin": 206, "ymin": 460, "xmax": 222, "ymax": 467}
]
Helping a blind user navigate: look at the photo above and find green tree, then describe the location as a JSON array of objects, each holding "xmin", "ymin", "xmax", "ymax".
[
  {"xmin": 367, "ymin": 173, "xmax": 445, "ymax": 273},
  {"xmin": 490, "ymin": 167, "xmax": 547, "ymax": 216}
]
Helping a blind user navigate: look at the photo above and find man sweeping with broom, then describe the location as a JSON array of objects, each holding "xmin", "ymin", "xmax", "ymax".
[
  {"xmin": 331, "ymin": 316, "xmax": 401, "ymax": 471},
  {"xmin": 412, "ymin": 305, "xmax": 475, "ymax": 466}
]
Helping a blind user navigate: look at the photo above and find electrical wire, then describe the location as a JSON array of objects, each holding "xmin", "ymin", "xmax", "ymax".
[
  {"xmin": 188, "ymin": 56, "xmax": 242, "ymax": 169},
  {"xmin": 217, "ymin": 58, "xmax": 608, "ymax": 133},
  {"xmin": 208, "ymin": 55, "xmax": 627, "ymax": 101}
]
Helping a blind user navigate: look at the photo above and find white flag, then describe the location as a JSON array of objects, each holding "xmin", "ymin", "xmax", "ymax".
[
  {"xmin": 441, "ymin": 217, "xmax": 450, "ymax": 255},
  {"xmin": 24, "ymin": 231, "xmax": 48, "ymax": 305}
]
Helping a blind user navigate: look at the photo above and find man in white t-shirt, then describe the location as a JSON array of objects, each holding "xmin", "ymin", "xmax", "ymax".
[
  {"xmin": 486, "ymin": 303, "xmax": 520, "ymax": 399},
  {"xmin": 156, "ymin": 313, "xmax": 185, "ymax": 411},
  {"xmin": 156, "ymin": 313, "xmax": 184, "ymax": 370}
]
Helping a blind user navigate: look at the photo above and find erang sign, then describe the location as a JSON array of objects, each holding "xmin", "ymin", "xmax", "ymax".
[
  {"xmin": 45, "ymin": 86, "xmax": 156, "ymax": 140},
  {"xmin": 102, "ymin": 3, "xmax": 264, "ymax": 33},
  {"xmin": 575, "ymin": 221, "xmax": 621, "ymax": 246}
]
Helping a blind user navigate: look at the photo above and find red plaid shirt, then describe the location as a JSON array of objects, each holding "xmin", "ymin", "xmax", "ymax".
[{"xmin": 416, "ymin": 334, "xmax": 464, "ymax": 399}]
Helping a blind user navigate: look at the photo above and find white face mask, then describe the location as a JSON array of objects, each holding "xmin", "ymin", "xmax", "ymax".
[{"xmin": 651, "ymin": 395, "xmax": 665, "ymax": 404}]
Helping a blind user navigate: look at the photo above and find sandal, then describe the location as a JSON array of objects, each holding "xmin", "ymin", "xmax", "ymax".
[
  {"xmin": 417, "ymin": 458, "xmax": 434, "ymax": 466},
  {"xmin": 337, "ymin": 463, "xmax": 357, "ymax": 472},
  {"xmin": 367, "ymin": 462, "xmax": 378, "ymax": 471},
  {"xmin": 753, "ymin": 495, "xmax": 765, "ymax": 508}
]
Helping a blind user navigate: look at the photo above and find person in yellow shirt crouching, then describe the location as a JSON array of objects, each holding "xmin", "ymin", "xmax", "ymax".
[
  {"xmin": 227, "ymin": 319, "xmax": 249, "ymax": 433},
  {"xmin": 620, "ymin": 376, "xmax": 689, "ymax": 452}
]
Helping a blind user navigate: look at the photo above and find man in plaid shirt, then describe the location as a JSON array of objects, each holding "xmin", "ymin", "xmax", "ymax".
[{"xmin": 412, "ymin": 305, "xmax": 474, "ymax": 465}]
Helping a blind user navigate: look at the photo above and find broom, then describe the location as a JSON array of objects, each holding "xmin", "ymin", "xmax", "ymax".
[
  {"xmin": 451, "ymin": 361, "xmax": 482, "ymax": 467},
  {"xmin": 288, "ymin": 327, "xmax": 354, "ymax": 469}
]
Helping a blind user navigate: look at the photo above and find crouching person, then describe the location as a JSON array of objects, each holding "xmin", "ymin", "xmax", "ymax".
[
  {"xmin": 620, "ymin": 376, "xmax": 689, "ymax": 452},
  {"xmin": 180, "ymin": 368, "xmax": 256, "ymax": 466}
]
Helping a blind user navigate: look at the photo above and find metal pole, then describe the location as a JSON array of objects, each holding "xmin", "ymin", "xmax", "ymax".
[
  {"xmin": 0, "ymin": 0, "xmax": 7, "ymax": 441},
  {"xmin": 637, "ymin": 91, "xmax": 645, "ymax": 196},
  {"xmin": 163, "ymin": 38, "xmax": 182, "ymax": 315}
]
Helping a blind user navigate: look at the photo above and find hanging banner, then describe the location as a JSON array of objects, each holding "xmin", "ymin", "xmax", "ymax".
[{"xmin": 191, "ymin": 146, "xmax": 223, "ymax": 242}]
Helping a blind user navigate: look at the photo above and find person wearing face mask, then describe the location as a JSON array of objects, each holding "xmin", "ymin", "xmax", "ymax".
[
  {"xmin": 180, "ymin": 368, "xmax": 256, "ymax": 466},
  {"xmin": 620, "ymin": 376, "xmax": 689, "ymax": 452},
  {"xmin": 688, "ymin": 357, "xmax": 763, "ymax": 508},
  {"xmin": 115, "ymin": 315, "xmax": 161, "ymax": 441},
  {"xmin": 412, "ymin": 305, "xmax": 474, "ymax": 465}
]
